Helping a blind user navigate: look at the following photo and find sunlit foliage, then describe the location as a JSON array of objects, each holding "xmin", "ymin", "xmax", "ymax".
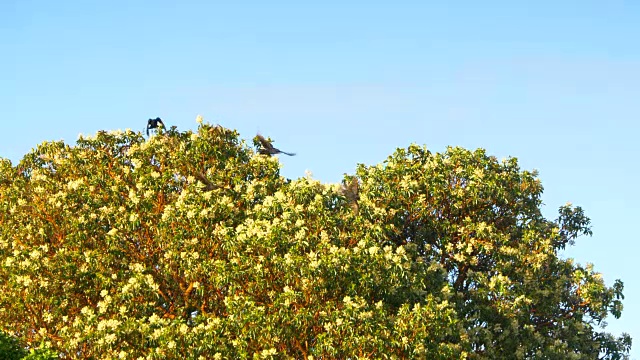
[{"xmin": 0, "ymin": 123, "xmax": 631, "ymax": 359}]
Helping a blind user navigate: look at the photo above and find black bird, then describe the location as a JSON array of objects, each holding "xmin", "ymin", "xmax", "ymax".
[
  {"xmin": 255, "ymin": 134, "xmax": 296, "ymax": 156},
  {"xmin": 147, "ymin": 118, "xmax": 165, "ymax": 136}
]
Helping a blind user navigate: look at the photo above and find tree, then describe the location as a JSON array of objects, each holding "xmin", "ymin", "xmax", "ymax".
[{"xmin": 0, "ymin": 123, "xmax": 631, "ymax": 359}]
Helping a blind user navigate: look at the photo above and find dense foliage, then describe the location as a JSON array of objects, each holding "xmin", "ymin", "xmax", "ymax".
[{"xmin": 0, "ymin": 122, "xmax": 631, "ymax": 359}]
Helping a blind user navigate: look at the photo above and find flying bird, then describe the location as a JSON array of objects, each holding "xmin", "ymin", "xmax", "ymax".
[
  {"xmin": 255, "ymin": 134, "xmax": 296, "ymax": 156},
  {"xmin": 147, "ymin": 118, "xmax": 165, "ymax": 136}
]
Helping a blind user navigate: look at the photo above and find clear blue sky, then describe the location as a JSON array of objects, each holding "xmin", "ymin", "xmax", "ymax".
[{"xmin": 2, "ymin": 1, "xmax": 639, "ymax": 356}]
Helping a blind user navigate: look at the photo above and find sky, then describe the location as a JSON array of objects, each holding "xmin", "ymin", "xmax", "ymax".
[{"xmin": 2, "ymin": 0, "xmax": 639, "ymax": 357}]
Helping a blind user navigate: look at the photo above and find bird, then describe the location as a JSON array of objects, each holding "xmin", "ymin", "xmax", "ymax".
[
  {"xmin": 340, "ymin": 176, "xmax": 360, "ymax": 214},
  {"xmin": 147, "ymin": 118, "xmax": 165, "ymax": 136},
  {"xmin": 194, "ymin": 171, "xmax": 218, "ymax": 191},
  {"xmin": 255, "ymin": 134, "xmax": 296, "ymax": 156}
]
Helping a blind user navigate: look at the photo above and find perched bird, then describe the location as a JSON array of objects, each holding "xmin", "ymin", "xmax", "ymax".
[
  {"xmin": 194, "ymin": 171, "xmax": 218, "ymax": 191},
  {"xmin": 340, "ymin": 176, "xmax": 360, "ymax": 214},
  {"xmin": 147, "ymin": 118, "xmax": 165, "ymax": 136},
  {"xmin": 255, "ymin": 134, "xmax": 296, "ymax": 156}
]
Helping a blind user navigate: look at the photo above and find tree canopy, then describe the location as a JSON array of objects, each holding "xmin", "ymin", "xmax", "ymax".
[{"xmin": 0, "ymin": 123, "xmax": 631, "ymax": 359}]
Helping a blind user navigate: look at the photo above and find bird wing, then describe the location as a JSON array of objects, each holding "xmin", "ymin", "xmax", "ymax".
[{"xmin": 146, "ymin": 119, "xmax": 154, "ymax": 136}]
